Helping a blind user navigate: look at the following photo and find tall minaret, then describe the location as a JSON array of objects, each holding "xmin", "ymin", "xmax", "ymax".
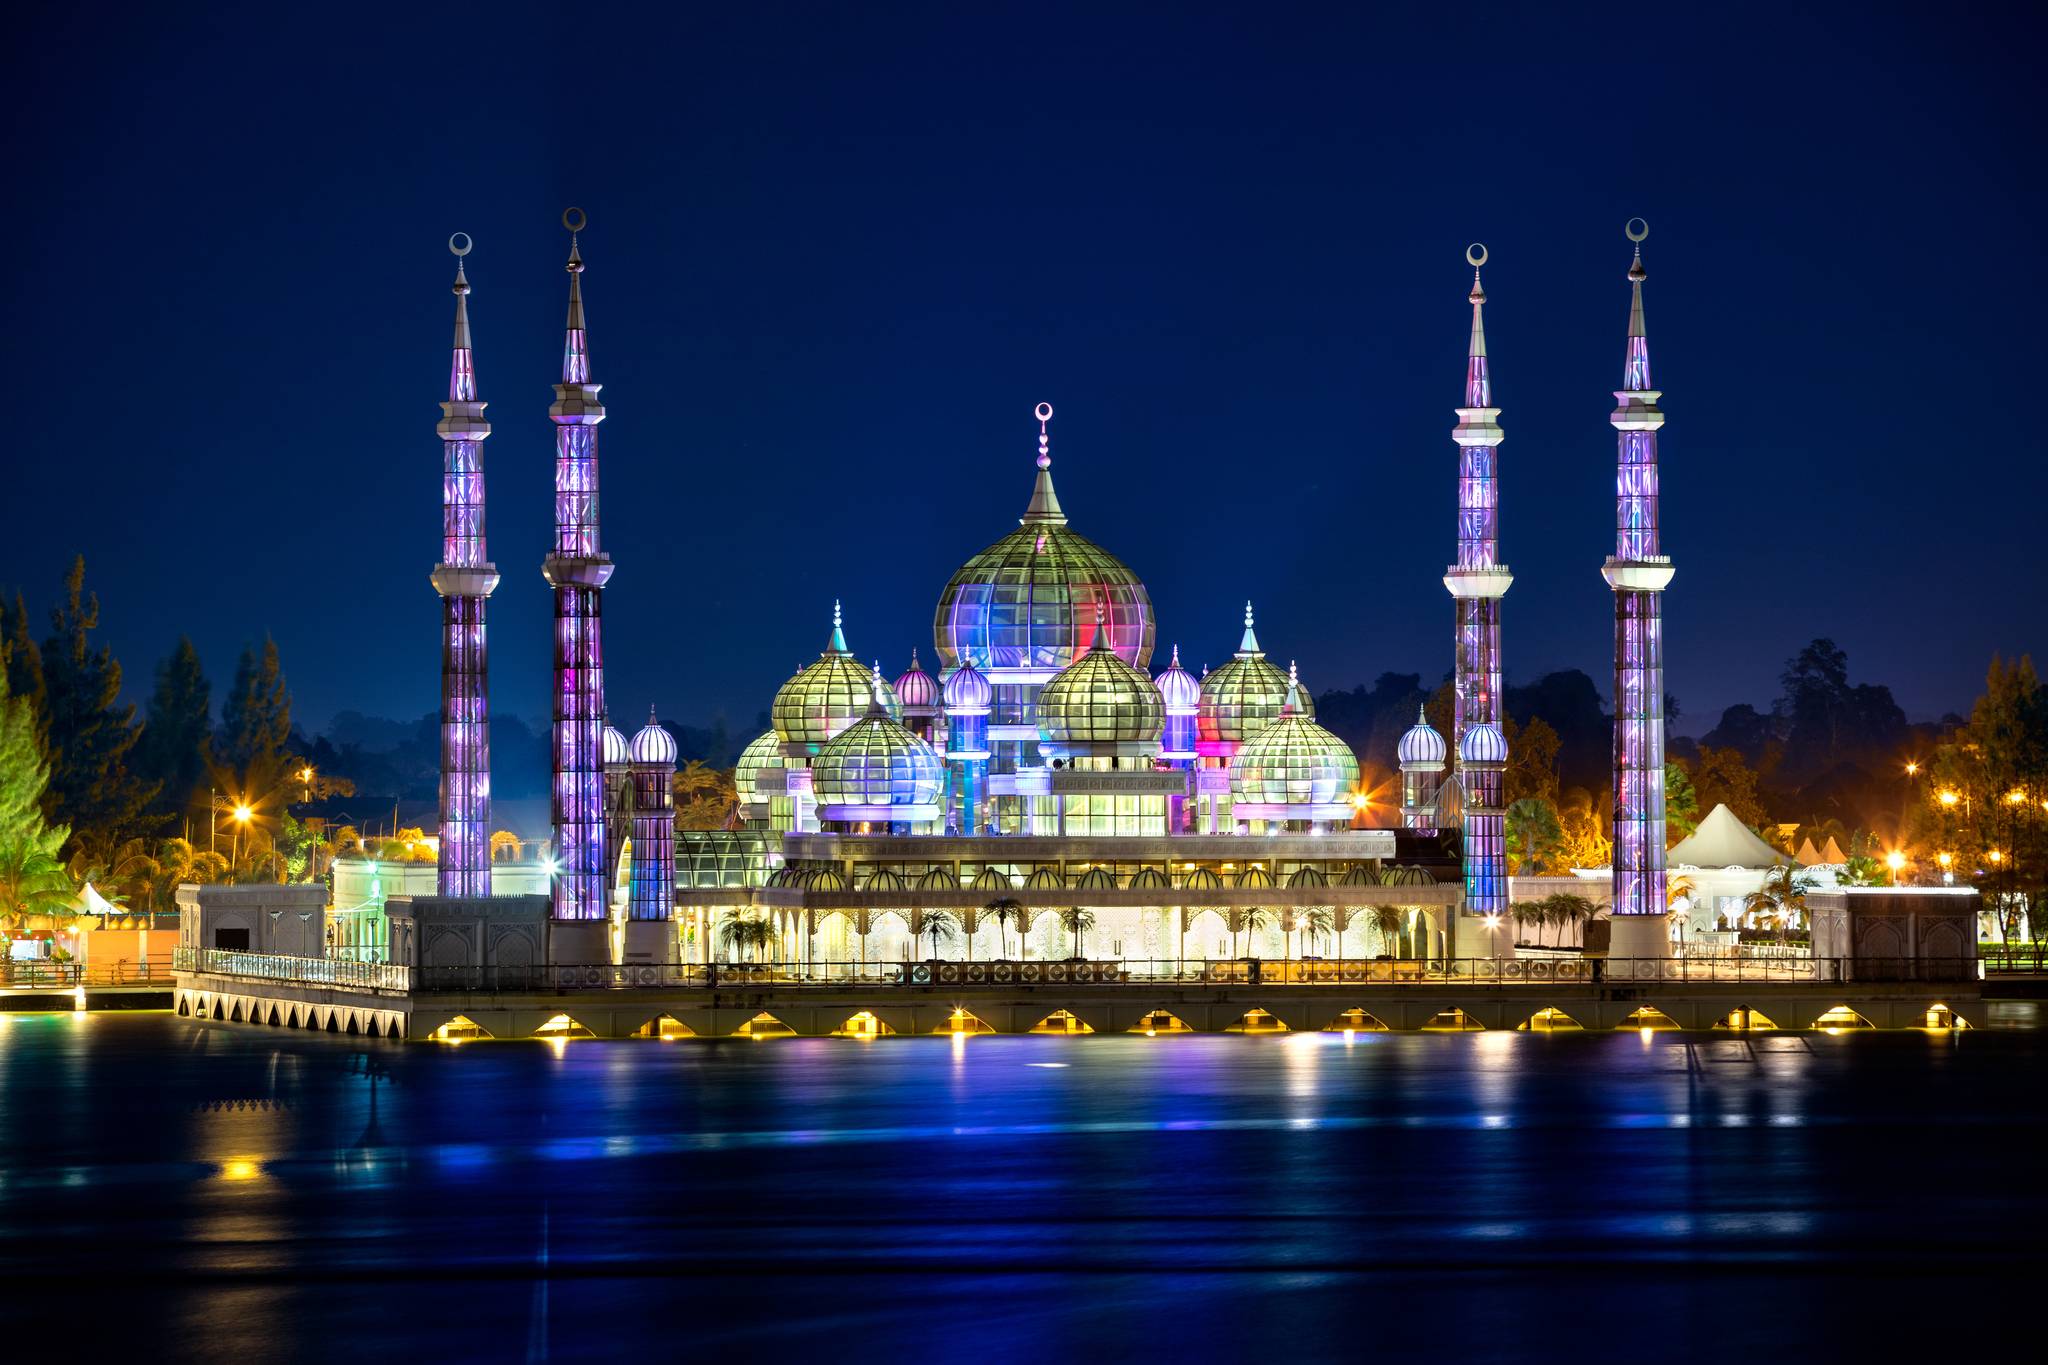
[
  {"xmin": 543, "ymin": 207, "xmax": 614, "ymax": 960},
  {"xmin": 1442, "ymin": 243, "xmax": 1510, "ymax": 764},
  {"xmin": 1602, "ymin": 218, "xmax": 1676, "ymax": 960},
  {"xmin": 431, "ymin": 233, "xmax": 497, "ymax": 898}
]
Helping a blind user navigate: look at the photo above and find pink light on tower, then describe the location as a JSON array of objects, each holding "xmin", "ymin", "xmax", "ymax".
[
  {"xmin": 1602, "ymin": 219, "xmax": 1677, "ymax": 958},
  {"xmin": 431, "ymin": 232, "xmax": 498, "ymax": 897},
  {"xmin": 542, "ymin": 208, "xmax": 615, "ymax": 935}
]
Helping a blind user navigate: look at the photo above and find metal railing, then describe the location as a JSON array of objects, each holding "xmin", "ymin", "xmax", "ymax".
[
  {"xmin": 409, "ymin": 955, "xmax": 1981, "ymax": 994},
  {"xmin": 0, "ymin": 958, "xmax": 178, "ymax": 989},
  {"xmin": 172, "ymin": 946, "xmax": 412, "ymax": 993}
]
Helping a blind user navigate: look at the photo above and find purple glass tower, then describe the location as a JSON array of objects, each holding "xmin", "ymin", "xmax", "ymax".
[
  {"xmin": 431, "ymin": 234, "xmax": 497, "ymax": 897},
  {"xmin": 1441, "ymin": 245, "xmax": 1510, "ymax": 946},
  {"xmin": 1602, "ymin": 220, "xmax": 1676, "ymax": 959},
  {"xmin": 542, "ymin": 208, "xmax": 614, "ymax": 955}
]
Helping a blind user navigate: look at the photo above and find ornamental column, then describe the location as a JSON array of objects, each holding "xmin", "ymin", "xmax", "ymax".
[
  {"xmin": 431, "ymin": 233, "xmax": 498, "ymax": 897},
  {"xmin": 1602, "ymin": 219, "xmax": 1676, "ymax": 962},
  {"xmin": 543, "ymin": 208, "xmax": 615, "ymax": 965}
]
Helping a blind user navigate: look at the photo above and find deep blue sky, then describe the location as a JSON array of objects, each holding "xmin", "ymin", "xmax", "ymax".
[{"xmin": 5, "ymin": 2, "xmax": 2041, "ymax": 739}]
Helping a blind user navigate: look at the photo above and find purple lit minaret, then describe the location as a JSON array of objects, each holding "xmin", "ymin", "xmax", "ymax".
[
  {"xmin": 431, "ymin": 233, "xmax": 497, "ymax": 897},
  {"xmin": 1602, "ymin": 219, "xmax": 1676, "ymax": 959},
  {"xmin": 543, "ymin": 208, "xmax": 614, "ymax": 954},
  {"xmin": 1441, "ymin": 244, "xmax": 1510, "ymax": 948}
]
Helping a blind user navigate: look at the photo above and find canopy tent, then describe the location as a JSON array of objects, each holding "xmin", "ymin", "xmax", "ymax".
[
  {"xmin": 1794, "ymin": 838, "xmax": 1824, "ymax": 867},
  {"xmin": 1668, "ymin": 804, "xmax": 1794, "ymax": 870},
  {"xmin": 1818, "ymin": 836, "xmax": 1848, "ymax": 865}
]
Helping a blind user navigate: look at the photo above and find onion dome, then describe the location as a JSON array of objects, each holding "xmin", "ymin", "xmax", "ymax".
[
  {"xmin": 1037, "ymin": 632, "xmax": 1165, "ymax": 746},
  {"xmin": 630, "ymin": 707, "xmax": 678, "ymax": 765},
  {"xmin": 602, "ymin": 723, "xmax": 630, "ymax": 767},
  {"xmin": 1397, "ymin": 706, "xmax": 1448, "ymax": 768},
  {"xmin": 932, "ymin": 403, "xmax": 1154, "ymax": 673},
  {"xmin": 1153, "ymin": 644, "xmax": 1201, "ymax": 713},
  {"xmin": 942, "ymin": 657, "xmax": 992, "ymax": 713},
  {"xmin": 812, "ymin": 677, "xmax": 945, "ymax": 809},
  {"xmin": 1459, "ymin": 721, "xmax": 1509, "ymax": 766},
  {"xmin": 1196, "ymin": 601, "xmax": 1309, "ymax": 745},
  {"xmin": 771, "ymin": 601, "xmax": 900, "ymax": 748},
  {"xmin": 893, "ymin": 649, "xmax": 939, "ymax": 710},
  {"xmin": 733, "ymin": 729, "xmax": 786, "ymax": 800},
  {"xmin": 1228, "ymin": 663, "xmax": 1359, "ymax": 804}
]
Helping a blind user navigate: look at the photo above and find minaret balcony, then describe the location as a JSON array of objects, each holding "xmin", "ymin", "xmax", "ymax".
[
  {"xmin": 1451, "ymin": 407, "xmax": 1504, "ymax": 446},
  {"xmin": 1442, "ymin": 565, "xmax": 1513, "ymax": 600},
  {"xmin": 549, "ymin": 383, "xmax": 607, "ymax": 424},
  {"xmin": 1601, "ymin": 556, "xmax": 1676, "ymax": 592},
  {"xmin": 1609, "ymin": 390, "xmax": 1665, "ymax": 431},
  {"xmin": 431, "ymin": 563, "xmax": 501, "ymax": 598},
  {"xmin": 542, "ymin": 553, "xmax": 615, "ymax": 589},
  {"xmin": 436, "ymin": 400, "xmax": 492, "ymax": 441}
]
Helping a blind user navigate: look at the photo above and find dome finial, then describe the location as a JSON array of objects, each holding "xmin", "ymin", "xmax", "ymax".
[
  {"xmin": 867, "ymin": 663, "xmax": 891, "ymax": 717},
  {"xmin": 1021, "ymin": 401, "xmax": 1067, "ymax": 525},
  {"xmin": 560, "ymin": 208, "xmax": 590, "ymax": 382},
  {"xmin": 1623, "ymin": 218, "xmax": 1651, "ymax": 387},
  {"xmin": 1238, "ymin": 600, "xmax": 1263, "ymax": 657},
  {"xmin": 827, "ymin": 599, "xmax": 848, "ymax": 654},
  {"xmin": 1282, "ymin": 659, "xmax": 1301, "ymax": 714}
]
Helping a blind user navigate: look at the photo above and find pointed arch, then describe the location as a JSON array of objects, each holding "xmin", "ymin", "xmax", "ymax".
[
  {"xmin": 834, "ymin": 1010, "xmax": 896, "ymax": 1037},
  {"xmin": 633, "ymin": 1014, "xmax": 695, "ymax": 1040},
  {"xmin": 1522, "ymin": 1007, "xmax": 1583, "ymax": 1032},
  {"xmin": 733, "ymin": 1011, "xmax": 797, "ymax": 1039},
  {"xmin": 1715, "ymin": 1006, "xmax": 1779, "ymax": 1031},
  {"xmin": 1224, "ymin": 1008, "xmax": 1287, "ymax": 1033},
  {"xmin": 1813, "ymin": 1005, "xmax": 1875, "ymax": 1031},
  {"xmin": 1923, "ymin": 1003, "xmax": 1971, "ymax": 1030},
  {"xmin": 1621, "ymin": 1006, "xmax": 1681, "ymax": 1031},
  {"xmin": 1029, "ymin": 1009, "xmax": 1094, "ymax": 1034},
  {"xmin": 1324, "ymin": 1007, "xmax": 1390, "ymax": 1032},
  {"xmin": 934, "ymin": 1008, "xmax": 996, "ymax": 1034},
  {"xmin": 534, "ymin": 1013, "xmax": 596, "ymax": 1039},
  {"xmin": 433, "ymin": 1014, "xmax": 493, "ymax": 1042},
  {"xmin": 1132, "ymin": 1009, "xmax": 1194, "ymax": 1034},
  {"xmin": 1422, "ymin": 1008, "xmax": 1484, "ymax": 1031}
]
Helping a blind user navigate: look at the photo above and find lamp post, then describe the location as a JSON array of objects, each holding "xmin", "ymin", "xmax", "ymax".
[{"xmin": 1885, "ymin": 849, "xmax": 1905, "ymax": 886}]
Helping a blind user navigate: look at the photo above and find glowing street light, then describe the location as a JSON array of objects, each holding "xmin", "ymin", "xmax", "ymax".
[
  {"xmin": 1885, "ymin": 850, "xmax": 1905, "ymax": 885},
  {"xmin": 1904, "ymin": 761, "xmax": 1920, "ymax": 777},
  {"xmin": 1938, "ymin": 789, "xmax": 1960, "ymax": 809}
]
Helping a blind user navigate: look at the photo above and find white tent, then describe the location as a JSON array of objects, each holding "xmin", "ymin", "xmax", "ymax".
[{"xmin": 1669, "ymin": 804, "xmax": 1794, "ymax": 870}]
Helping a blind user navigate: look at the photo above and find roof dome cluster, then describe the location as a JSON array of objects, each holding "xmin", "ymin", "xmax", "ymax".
[
  {"xmin": 1396, "ymin": 707, "xmax": 1448, "ymax": 767},
  {"xmin": 1196, "ymin": 603, "xmax": 1311, "ymax": 745},
  {"xmin": 1228, "ymin": 665, "xmax": 1358, "ymax": 805},
  {"xmin": 1037, "ymin": 636, "xmax": 1164, "ymax": 747},
  {"xmin": 771, "ymin": 603, "xmax": 900, "ymax": 749},
  {"xmin": 932, "ymin": 406, "xmax": 1153, "ymax": 674},
  {"xmin": 812, "ymin": 680, "xmax": 944, "ymax": 809}
]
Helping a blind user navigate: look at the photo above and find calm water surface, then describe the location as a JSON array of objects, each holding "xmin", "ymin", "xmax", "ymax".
[{"xmin": 0, "ymin": 1012, "xmax": 2038, "ymax": 1362}]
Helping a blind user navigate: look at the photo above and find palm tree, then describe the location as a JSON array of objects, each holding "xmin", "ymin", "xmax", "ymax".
[
  {"xmin": 1300, "ymin": 906, "xmax": 1334, "ymax": 958},
  {"xmin": 985, "ymin": 896, "xmax": 1024, "ymax": 959},
  {"xmin": 1371, "ymin": 904, "xmax": 1403, "ymax": 957},
  {"xmin": 717, "ymin": 912, "xmax": 774, "ymax": 963},
  {"xmin": 1059, "ymin": 906, "xmax": 1097, "ymax": 959},
  {"xmin": 919, "ymin": 908, "xmax": 960, "ymax": 959},
  {"xmin": 0, "ymin": 832, "xmax": 77, "ymax": 932},
  {"xmin": 1743, "ymin": 864, "xmax": 1817, "ymax": 938},
  {"xmin": 1543, "ymin": 893, "xmax": 1599, "ymax": 949},
  {"xmin": 1241, "ymin": 905, "xmax": 1273, "ymax": 958}
]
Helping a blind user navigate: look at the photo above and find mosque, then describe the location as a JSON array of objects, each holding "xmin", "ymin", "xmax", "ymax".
[{"xmin": 398, "ymin": 212, "xmax": 1678, "ymax": 973}]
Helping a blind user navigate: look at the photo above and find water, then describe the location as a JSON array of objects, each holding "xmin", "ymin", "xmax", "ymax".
[{"xmin": 1, "ymin": 1013, "xmax": 2037, "ymax": 1361}]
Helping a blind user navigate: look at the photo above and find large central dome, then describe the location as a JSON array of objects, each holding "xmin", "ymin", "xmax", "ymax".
[{"xmin": 933, "ymin": 405, "xmax": 1153, "ymax": 673}]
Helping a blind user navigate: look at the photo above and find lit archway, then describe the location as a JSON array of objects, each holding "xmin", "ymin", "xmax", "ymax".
[
  {"xmin": 733, "ymin": 1011, "xmax": 797, "ymax": 1039},
  {"xmin": 534, "ymin": 1014, "xmax": 594, "ymax": 1039},
  {"xmin": 1133, "ymin": 1009, "xmax": 1195, "ymax": 1035},
  {"xmin": 1813, "ymin": 1005, "xmax": 1875, "ymax": 1032},
  {"xmin": 1714, "ymin": 1007, "xmax": 1778, "ymax": 1031},
  {"xmin": 1029, "ymin": 1009, "xmax": 1094, "ymax": 1034},
  {"xmin": 1521, "ymin": 1007, "xmax": 1583, "ymax": 1032},
  {"xmin": 1923, "ymin": 1003, "xmax": 1971, "ymax": 1030},
  {"xmin": 1225, "ymin": 1008, "xmax": 1287, "ymax": 1033},
  {"xmin": 934, "ymin": 1008, "xmax": 996, "ymax": 1035},
  {"xmin": 633, "ymin": 1014, "xmax": 694, "ymax": 1040},
  {"xmin": 1422, "ymin": 1008, "xmax": 1483, "ymax": 1031},
  {"xmin": 835, "ymin": 1010, "xmax": 896, "ymax": 1038},
  {"xmin": 1622, "ymin": 1006, "xmax": 1681, "ymax": 1031},
  {"xmin": 1324, "ymin": 1008, "xmax": 1390, "ymax": 1032}
]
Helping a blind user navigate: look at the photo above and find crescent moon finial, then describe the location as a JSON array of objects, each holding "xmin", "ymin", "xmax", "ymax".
[
  {"xmin": 1034, "ymin": 402, "xmax": 1053, "ymax": 468},
  {"xmin": 1625, "ymin": 217, "xmax": 1649, "ymax": 244},
  {"xmin": 449, "ymin": 232, "xmax": 473, "ymax": 258},
  {"xmin": 1465, "ymin": 242, "xmax": 1487, "ymax": 268},
  {"xmin": 563, "ymin": 206, "xmax": 588, "ymax": 234},
  {"xmin": 1035, "ymin": 401, "xmax": 1053, "ymax": 424}
]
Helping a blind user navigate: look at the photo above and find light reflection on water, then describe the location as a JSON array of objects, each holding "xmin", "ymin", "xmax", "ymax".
[{"xmin": 0, "ymin": 1012, "xmax": 2036, "ymax": 1360}]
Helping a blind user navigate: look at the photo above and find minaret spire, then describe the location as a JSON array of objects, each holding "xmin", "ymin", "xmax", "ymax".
[
  {"xmin": 1602, "ymin": 218, "xmax": 1676, "ymax": 958},
  {"xmin": 827, "ymin": 599, "xmax": 848, "ymax": 655},
  {"xmin": 1237, "ymin": 601, "xmax": 1262, "ymax": 657},
  {"xmin": 431, "ymin": 232, "xmax": 498, "ymax": 898},
  {"xmin": 543, "ymin": 207, "xmax": 616, "ymax": 953},
  {"xmin": 1442, "ymin": 243, "xmax": 1511, "ymax": 954},
  {"xmin": 1021, "ymin": 401, "xmax": 1067, "ymax": 524}
]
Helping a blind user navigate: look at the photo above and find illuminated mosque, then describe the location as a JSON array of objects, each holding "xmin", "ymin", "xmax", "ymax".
[{"xmin": 391, "ymin": 212, "xmax": 1679, "ymax": 971}]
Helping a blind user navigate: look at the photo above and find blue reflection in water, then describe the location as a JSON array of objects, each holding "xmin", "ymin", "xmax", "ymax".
[{"xmin": 0, "ymin": 1015, "xmax": 2036, "ymax": 1361}]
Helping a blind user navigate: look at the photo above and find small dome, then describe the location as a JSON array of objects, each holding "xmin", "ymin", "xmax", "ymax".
[
  {"xmin": 942, "ymin": 658, "xmax": 993, "ymax": 712},
  {"xmin": 733, "ymin": 729, "xmax": 785, "ymax": 800},
  {"xmin": 1397, "ymin": 706, "xmax": 1448, "ymax": 767},
  {"xmin": 603, "ymin": 724, "xmax": 630, "ymax": 766},
  {"xmin": 813, "ymin": 687, "xmax": 945, "ymax": 809},
  {"xmin": 1153, "ymin": 644, "xmax": 1201, "ymax": 712},
  {"xmin": 893, "ymin": 649, "xmax": 939, "ymax": 709},
  {"xmin": 1459, "ymin": 721, "xmax": 1509, "ymax": 766},
  {"xmin": 1196, "ymin": 603, "xmax": 1310, "ymax": 745},
  {"xmin": 1228, "ymin": 670, "xmax": 1358, "ymax": 804},
  {"xmin": 630, "ymin": 710, "xmax": 678, "ymax": 765},
  {"xmin": 1037, "ymin": 638, "xmax": 1164, "ymax": 746},
  {"xmin": 771, "ymin": 603, "xmax": 899, "ymax": 747}
]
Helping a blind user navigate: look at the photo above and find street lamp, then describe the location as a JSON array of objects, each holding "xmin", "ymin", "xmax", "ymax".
[
  {"xmin": 1937, "ymin": 851, "xmax": 1954, "ymax": 885},
  {"xmin": 1885, "ymin": 850, "xmax": 1905, "ymax": 885},
  {"xmin": 1904, "ymin": 761, "xmax": 1919, "ymax": 778},
  {"xmin": 230, "ymin": 803, "xmax": 252, "ymax": 871}
]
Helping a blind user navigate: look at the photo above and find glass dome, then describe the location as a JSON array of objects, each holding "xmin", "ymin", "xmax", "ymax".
[
  {"xmin": 1037, "ymin": 641, "xmax": 1164, "ymax": 746},
  {"xmin": 1459, "ymin": 721, "xmax": 1509, "ymax": 766},
  {"xmin": 1195, "ymin": 603, "xmax": 1311, "ymax": 745},
  {"xmin": 932, "ymin": 414, "xmax": 1152, "ymax": 672},
  {"xmin": 1229, "ymin": 685, "xmax": 1359, "ymax": 806},
  {"xmin": 942, "ymin": 658, "xmax": 992, "ymax": 712},
  {"xmin": 1397, "ymin": 706, "xmax": 1448, "ymax": 767},
  {"xmin": 813, "ymin": 708, "xmax": 944, "ymax": 809},
  {"xmin": 733, "ymin": 729, "xmax": 785, "ymax": 800},
  {"xmin": 771, "ymin": 604, "xmax": 900, "ymax": 748},
  {"xmin": 1153, "ymin": 644, "xmax": 1201, "ymax": 712},
  {"xmin": 602, "ymin": 724, "xmax": 630, "ymax": 766},
  {"xmin": 630, "ymin": 710, "xmax": 677, "ymax": 765},
  {"xmin": 893, "ymin": 649, "xmax": 939, "ymax": 709}
]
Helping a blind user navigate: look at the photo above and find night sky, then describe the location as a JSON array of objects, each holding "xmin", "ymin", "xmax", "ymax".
[{"xmin": 7, "ymin": 2, "xmax": 2041, "ymax": 740}]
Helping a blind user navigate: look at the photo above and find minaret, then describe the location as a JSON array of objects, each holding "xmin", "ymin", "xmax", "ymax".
[
  {"xmin": 1602, "ymin": 218, "xmax": 1676, "ymax": 960},
  {"xmin": 1397, "ymin": 706, "xmax": 1447, "ymax": 833},
  {"xmin": 431, "ymin": 233, "xmax": 497, "ymax": 898},
  {"xmin": 542, "ymin": 208, "xmax": 615, "ymax": 962},
  {"xmin": 625, "ymin": 708, "xmax": 678, "ymax": 965},
  {"xmin": 1442, "ymin": 243, "xmax": 1510, "ymax": 764}
]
